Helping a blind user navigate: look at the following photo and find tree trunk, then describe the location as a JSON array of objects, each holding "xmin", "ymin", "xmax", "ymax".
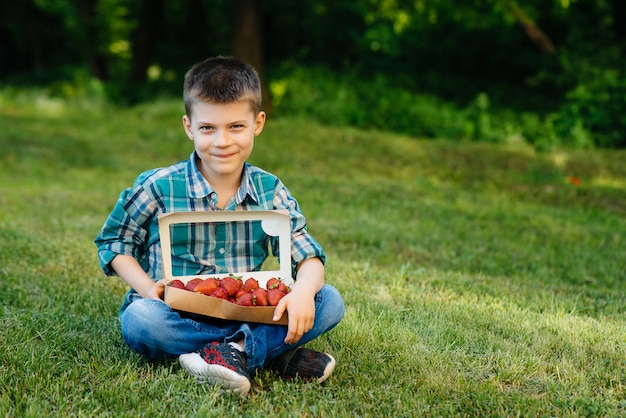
[
  {"xmin": 128, "ymin": 0, "xmax": 164, "ymax": 83},
  {"xmin": 24, "ymin": 1, "xmax": 45, "ymax": 72},
  {"xmin": 75, "ymin": 0, "xmax": 109, "ymax": 81},
  {"xmin": 612, "ymin": 0, "xmax": 626, "ymax": 45},
  {"xmin": 232, "ymin": 0, "xmax": 272, "ymax": 111},
  {"xmin": 507, "ymin": 1, "xmax": 555, "ymax": 54}
]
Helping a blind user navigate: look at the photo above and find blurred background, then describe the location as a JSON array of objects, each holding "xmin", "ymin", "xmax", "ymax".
[{"xmin": 1, "ymin": 0, "xmax": 624, "ymax": 149}]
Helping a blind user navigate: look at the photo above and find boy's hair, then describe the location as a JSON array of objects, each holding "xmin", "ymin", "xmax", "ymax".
[{"xmin": 183, "ymin": 56, "xmax": 262, "ymax": 118}]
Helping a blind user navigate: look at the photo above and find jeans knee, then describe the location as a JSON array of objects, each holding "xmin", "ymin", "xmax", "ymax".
[
  {"xmin": 120, "ymin": 299, "xmax": 171, "ymax": 354},
  {"xmin": 318, "ymin": 284, "xmax": 345, "ymax": 329},
  {"xmin": 122, "ymin": 298, "xmax": 168, "ymax": 325}
]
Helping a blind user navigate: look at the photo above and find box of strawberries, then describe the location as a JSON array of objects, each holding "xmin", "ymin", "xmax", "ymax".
[{"xmin": 158, "ymin": 210, "xmax": 294, "ymax": 325}]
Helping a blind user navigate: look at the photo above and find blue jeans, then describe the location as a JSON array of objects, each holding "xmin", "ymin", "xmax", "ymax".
[{"xmin": 120, "ymin": 284, "xmax": 344, "ymax": 374}]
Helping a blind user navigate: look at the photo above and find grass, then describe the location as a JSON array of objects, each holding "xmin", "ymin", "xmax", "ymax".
[{"xmin": 1, "ymin": 96, "xmax": 625, "ymax": 417}]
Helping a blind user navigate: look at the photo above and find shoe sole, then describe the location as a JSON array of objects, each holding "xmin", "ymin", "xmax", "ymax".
[
  {"xmin": 317, "ymin": 353, "xmax": 336, "ymax": 384},
  {"xmin": 179, "ymin": 352, "xmax": 251, "ymax": 397}
]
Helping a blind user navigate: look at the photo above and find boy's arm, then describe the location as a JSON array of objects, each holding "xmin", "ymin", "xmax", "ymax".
[
  {"xmin": 111, "ymin": 254, "xmax": 165, "ymax": 300},
  {"xmin": 273, "ymin": 257, "xmax": 324, "ymax": 344}
]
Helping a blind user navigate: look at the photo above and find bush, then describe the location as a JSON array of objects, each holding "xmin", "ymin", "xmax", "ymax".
[
  {"xmin": 268, "ymin": 66, "xmax": 574, "ymax": 149},
  {"xmin": 4, "ymin": 63, "xmax": 620, "ymax": 150},
  {"xmin": 270, "ymin": 66, "xmax": 475, "ymax": 140},
  {"xmin": 557, "ymin": 65, "xmax": 626, "ymax": 148}
]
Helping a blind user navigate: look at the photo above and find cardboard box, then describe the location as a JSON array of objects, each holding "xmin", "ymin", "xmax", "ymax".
[{"xmin": 159, "ymin": 210, "xmax": 293, "ymax": 325}]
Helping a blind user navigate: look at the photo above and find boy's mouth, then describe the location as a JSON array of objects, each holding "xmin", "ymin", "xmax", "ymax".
[{"xmin": 213, "ymin": 152, "xmax": 236, "ymax": 159}]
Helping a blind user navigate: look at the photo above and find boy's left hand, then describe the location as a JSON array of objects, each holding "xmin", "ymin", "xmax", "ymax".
[{"xmin": 272, "ymin": 287, "xmax": 315, "ymax": 344}]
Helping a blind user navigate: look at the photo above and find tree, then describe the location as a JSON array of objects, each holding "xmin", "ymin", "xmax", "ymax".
[
  {"xmin": 0, "ymin": 1, "xmax": 70, "ymax": 77},
  {"xmin": 128, "ymin": 0, "xmax": 164, "ymax": 83},
  {"xmin": 504, "ymin": 1, "xmax": 555, "ymax": 54},
  {"xmin": 76, "ymin": 0, "xmax": 110, "ymax": 81},
  {"xmin": 612, "ymin": 0, "xmax": 626, "ymax": 45},
  {"xmin": 232, "ymin": 0, "xmax": 271, "ymax": 111}
]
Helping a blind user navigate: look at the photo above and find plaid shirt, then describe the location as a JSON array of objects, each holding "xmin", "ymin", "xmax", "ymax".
[{"xmin": 95, "ymin": 152, "xmax": 325, "ymax": 286}]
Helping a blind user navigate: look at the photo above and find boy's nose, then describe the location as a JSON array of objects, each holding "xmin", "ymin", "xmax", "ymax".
[{"xmin": 214, "ymin": 131, "xmax": 231, "ymax": 146}]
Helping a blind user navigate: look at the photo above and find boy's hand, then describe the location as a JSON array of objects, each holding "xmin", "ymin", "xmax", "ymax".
[
  {"xmin": 273, "ymin": 286, "xmax": 315, "ymax": 344},
  {"xmin": 272, "ymin": 257, "xmax": 325, "ymax": 344},
  {"xmin": 147, "ymin": 279, "xmax": 166, "ymax": 300},
  {"xmin": 111, "ymin": 254, "xmax": 166, "ymax": 301}
]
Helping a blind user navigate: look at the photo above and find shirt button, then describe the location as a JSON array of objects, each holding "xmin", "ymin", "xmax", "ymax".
[{"xmin": 218, "ymin": 248, "xmax": 226, "ymax": 254}]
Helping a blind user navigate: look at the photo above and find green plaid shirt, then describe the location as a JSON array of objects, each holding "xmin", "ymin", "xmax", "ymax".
[{"xmin": 95, "ymin": 152, "xmax": 325, "ymax": 286}]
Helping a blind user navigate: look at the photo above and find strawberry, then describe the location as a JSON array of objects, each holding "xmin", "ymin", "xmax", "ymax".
[
  {"xmin": 209, "ymin": 287, "xmax": 229, "ymax": 300},
  {"xmin": 219, "ymin": 276, "xmax": 243, "ymax": 297},
  {"xmin": 194, "ymin": 278, "xmax": 219, "ymax": 295},
  {"xmin": 185, "ymin": 278, "xmax": 203, "ymax": 292},
  {"xmin": 266, "ymin": 277, "xmax": 280, "ymax": 290},
  {"xmin": 267, "ymin": 289, "xmax": 286, "ymax": 306},
  {"xmin": 167, "ymin": 279, "xmax": 186, "ymax": 289},
  {"xmin": 276, "ymin": 281, "xmax": 291, "ymax": 294},
  {"xmin": 242, "ymin": 277, "xmax": 259, "ymax": 293},
  {"xmin": 234, "ymin": 288, "xmax": 246, "ymax": 300},
  {"xmin": 236, "ymin": 292, "xmax": 254, "ymax": 306},
  {"xmin": 251, "ymin": 288, "xmax": 268, "ymax": 306}
]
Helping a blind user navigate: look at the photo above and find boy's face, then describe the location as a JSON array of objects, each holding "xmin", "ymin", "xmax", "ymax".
[{"xmin": 182, "ymin": 100, "xmax": 265, "ymax": 185}]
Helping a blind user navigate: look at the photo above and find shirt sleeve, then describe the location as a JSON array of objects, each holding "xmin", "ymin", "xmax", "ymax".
[
  {"xmin": 94, "ymin": 184, "xmax": 160, "ymax": 277},
  {"xmin": 272, "ymin": 181, "xmax": 326, "ymax": 275}
]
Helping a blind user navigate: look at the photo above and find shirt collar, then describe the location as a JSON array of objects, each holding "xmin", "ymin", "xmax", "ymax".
[
  {"xmin": 185, "ymin": 152, "xmax": 212, "ymax": 199},
  {"xmin": 236, "ymin": 164, "xmax": 260, "ymax": 205},
  {"xmin": 185, "ymin": 152, "xmax": 259, "ymax": 205}
]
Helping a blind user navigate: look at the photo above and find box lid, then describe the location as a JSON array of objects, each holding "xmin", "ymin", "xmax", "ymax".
[{"xmin": 158, "ymin": 210, "xmax": 293, "ymax": 288}]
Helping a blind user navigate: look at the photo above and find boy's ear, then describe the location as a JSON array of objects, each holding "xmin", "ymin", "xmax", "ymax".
[
  {"xmin": 182, "ymin": 115, "xmax": 193, "ymax": 140},
  {"xmin": 254, "ymin": 111, "xmax": 266, "ymax": 136}
]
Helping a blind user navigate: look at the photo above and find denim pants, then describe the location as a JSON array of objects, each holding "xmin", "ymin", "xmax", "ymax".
[{"xmin": 120, "ymin": 284, "xmax": 344, "ymax": 374}]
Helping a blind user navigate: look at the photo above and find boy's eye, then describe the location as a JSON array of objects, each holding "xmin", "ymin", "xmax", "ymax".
[
  {"xmin": 231, "ymin": 124, "xmax": 244, "ymax": 129},
  {"xmin": 199, "ymin": 125, "xmax": 215, "ymax": 131}
]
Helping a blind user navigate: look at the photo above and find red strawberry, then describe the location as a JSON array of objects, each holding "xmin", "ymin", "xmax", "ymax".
[
  {"xmin": 209, "ymin": 287, "xmax": 229, "ymax": 300},
  {"xmin": 234, "ymin": 288, "xmax": 246, "ymax": 300},
  {"xmin": 194, "ymin": 278, "xmax": 219, "ymax": 295},
  {"xmin": 236, "ymin": 292, "xmax": 254, "ymax": 306},
  {"xmin": 276, "ymin": 281, "xmax": 291, "ymax": 294},
  {"xmin": 185, "ymin": 278, "xmax": 203, "ymax": 292},
  {"xmin": 243, "ymin": 278, "xmax": 259, "ymax": 293},
  {"xmin": 267, "ymin": 289, "xmax": 286, "ymax": 306},
  {"xmin": 168, "ymin": 279, "xmax": 186, "ymax": 289},
  {"xmin": 266, "ymin": 278, "xmax": 280, "ymax": 290},
  {"xmin": 251, "ymin": 288, "xmax": 268, "ymax": 306},
  {"xmin": 219, "ymin": 276, "xmax": 243, "ymax": 297}
]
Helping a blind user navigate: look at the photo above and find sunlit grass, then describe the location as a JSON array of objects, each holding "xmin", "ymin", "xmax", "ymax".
[{"xmin": 1, "ymin": 97, "xmax": 625, "ymax": 416}]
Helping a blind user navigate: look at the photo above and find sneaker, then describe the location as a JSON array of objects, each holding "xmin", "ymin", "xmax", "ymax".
[
  {"xmin": 267, "ymin": 347, "xmax": 336, "ymax": 383},
  {"xmin": 179, "ymin": 342, "xmax": 251, "ymax": 396}
]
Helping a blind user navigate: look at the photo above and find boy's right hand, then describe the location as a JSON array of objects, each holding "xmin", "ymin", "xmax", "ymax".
[
  {"xmin": 111, "ymin": 254, "xmax": 165, "ymax": 300},
  {"xmin": 146, "ymin": 279, "xmax": 166, "ymax": 300},
  {"xmin": 273, "ymin": 287, "xmax": 315, "ymax": 344}
]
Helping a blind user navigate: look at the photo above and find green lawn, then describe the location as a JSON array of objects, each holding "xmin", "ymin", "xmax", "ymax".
[{"xmin": 1, "ymin": 98, "xmax": 625, "ymax": 417}]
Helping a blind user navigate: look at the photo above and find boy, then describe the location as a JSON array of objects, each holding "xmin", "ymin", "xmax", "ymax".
[{"xmin": 94, "ymin": 56, "xmax": 344, "ymax": 397}]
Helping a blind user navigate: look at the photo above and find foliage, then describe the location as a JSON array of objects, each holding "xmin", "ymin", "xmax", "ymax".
[
  {"xmin": 1, "ymin": 97, "xmax": 626, "ymax": 416},
  {"xmin": 1, "ymin": 0, "xmax": 625, "ymax": 147},
  {"xmin": 269, "ymin": 65, "xmax": 591, "ymax": 149},
  {"xmin": 557, "ymin": 63, "xmax": 626, "ymax": 149}
]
